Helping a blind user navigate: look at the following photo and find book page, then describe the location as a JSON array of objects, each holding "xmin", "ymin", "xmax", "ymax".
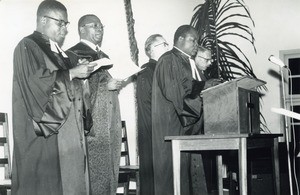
[
  {"xmin": 90, "ymin": 57, "xmax": 113, "ymax": 72},
  {"xmin": 109, "ymin": 64, "xmax": 144, "ymax": 81},
  {"xmin": 122, "ymin": 67, "xmax": 145, "ymax": 81}
]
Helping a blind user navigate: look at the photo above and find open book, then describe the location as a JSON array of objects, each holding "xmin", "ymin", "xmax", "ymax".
[
  {"xmin": 90, "ymin": 58, "xmax": 144, "ymax": 80},
  {"xmin": 90, "ymin": 57, "xmax": 113, "ymax": 72}
]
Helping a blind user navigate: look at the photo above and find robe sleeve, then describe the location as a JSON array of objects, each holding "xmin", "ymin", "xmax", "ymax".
[
  {"xmin": 136, "ymin": 67, "xmax": 153, "ymax": 132},
  {"xmin": 137, "ymin": 67, "xmax": 153, "ymax": 108},
  {"xmin": 13, "ymin": 39, "xmax": 74, "ymax": 138},
  {"xmin": 156, "ymin": 56, "xmax": 203, "ymax": 127},
  {"xmin": 65, "ymin": 49, "xmax": 93, "ymax": 133}
]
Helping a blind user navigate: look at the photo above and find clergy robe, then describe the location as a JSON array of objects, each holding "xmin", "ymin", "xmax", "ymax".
[
  {"xmin": 12, "ymin": 31, "xmax": 88, "ymax": 195},
  {"xmin": 136, "ymin": 59, "xmax": 157, "ymax": 195},
  {"xmin": 152, "ymin": 48, "xmax": 206, "ymax": 195},
  {"xmin": 67, "ymin": 42, "xmax": 122, "ymax": 195}
]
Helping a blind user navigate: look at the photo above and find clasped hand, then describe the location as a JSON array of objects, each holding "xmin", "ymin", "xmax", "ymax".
[
  {"xmin": 204, "ymin": 78, "xmax": 224, "ymax": 89},
  {"xmin": 107, "ymin": 78, "xmax": 123, "ymax": 91},
  {"xmin": 69, "ymin": 59, "xmax": 97, "ymax": 80}
]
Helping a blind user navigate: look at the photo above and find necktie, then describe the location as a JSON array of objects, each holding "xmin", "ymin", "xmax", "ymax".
[
  {"xmin": 199, "ymin": 71, "xmax": 206, "ymax": 81},
  {"xmin": 96, "ymin": 46, "xmax": 100, "ymax": 53},
  {"xmin": 96, "ymin": 46, "xmax": 107, "ymax": 59},
  {"xmin": 96, "ymin": 46, "xmax": 101, "ymax": 58}
]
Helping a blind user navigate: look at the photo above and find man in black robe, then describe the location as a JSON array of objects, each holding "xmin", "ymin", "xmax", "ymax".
[
  {"xmin": 12, "ymin": 1, "xmax": 94, "ymax": 194},
  {"xmin": 151, "ymin": 25, "xmax": 221, "ymax": 195},
  {"xmin": 66, "ymin": 14, "xmax": 123, "ymax": 195},
  {"xmin": 136, "ymin": 34, "xmax": 169, "ymax": 195},
  {"xmin": 191, "ymin": 46, "xmax": 219, "ymax": 193}
]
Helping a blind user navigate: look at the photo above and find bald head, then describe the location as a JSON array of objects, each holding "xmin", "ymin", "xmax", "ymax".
[
  {"xmin": 78, "ymin": 14, "xmax": 98, "ymax": 32},
  {"xmin": 78, "ymin": 14, "xmax": 104, "ymax": 45}
]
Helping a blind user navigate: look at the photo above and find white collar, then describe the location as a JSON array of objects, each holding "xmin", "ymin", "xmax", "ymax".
[
  {"xmin": 189, "ymin": 58, "xmax": 201, "ymax": 81},
  {"xmin": 173, "ymin": 46, "xmax": 191, "ymax": 58},
  {"xmin": 49, "ymin": 39, "xmax": 68, "ymax": 58},
  {"xmin": 173, "ymin": 46, "xmax": 200, "ymax": 80},
  {"xmin": 173, "ymin": 46, "xmax": 201, "ymax": 81},
  {"xmin": 80, "ymin": 39, "xmax": 100, "ymax": 51}
]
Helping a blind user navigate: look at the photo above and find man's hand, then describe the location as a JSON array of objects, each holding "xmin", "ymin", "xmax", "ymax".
[
  {"xmin": 204, "ymin": 78, "xmax": 223, "ymax": 89},
  {"xmin": 107, "ymin": 78, "xmax": 123, "ymax": 91},
  {"xmin": 69, "ymin": 59, "xmax": 97, "ymax": 80}
]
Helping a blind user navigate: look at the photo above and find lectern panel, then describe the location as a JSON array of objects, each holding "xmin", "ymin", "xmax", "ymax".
[{"xmin": 202, "ymin": 76, "xmax": 264, "ymax": 135}]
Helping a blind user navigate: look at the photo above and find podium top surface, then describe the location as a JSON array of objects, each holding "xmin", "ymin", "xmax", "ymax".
[
  {"xmin": 235, "ymin": 75, "xmax": 266, "ymax": 89},
  {"xmin": 201, "ymin": 75, "xmax": 266, "ymax": 94},
  {"xmin": 165, "ymin": 133, "xmax": 283, "ymax": 141}
]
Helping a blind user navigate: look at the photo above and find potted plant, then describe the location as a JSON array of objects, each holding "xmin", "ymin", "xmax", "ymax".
[
  {"xmin": 191, "ymin": 0, "xmax": 268, "ymax": 131},
  {"xmin": 191, "ymin": 0, "xmax": 258, "ymax": 79}
]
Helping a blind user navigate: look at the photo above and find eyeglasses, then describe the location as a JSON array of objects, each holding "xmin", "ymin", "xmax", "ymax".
[
  {"xmin": 44, "ymin": 16, "xmax": 69, "ymax": 28},
  {"xmin": 154, "ymin": 42, "xmax": 169, "ymax": 47},
  {"xmin": 197, "ymin": 55, "xmax": 212, "ymax": 62},
  {"xmin": 82, "ymin": 23, "xmax": 105, "ymax": 31}
]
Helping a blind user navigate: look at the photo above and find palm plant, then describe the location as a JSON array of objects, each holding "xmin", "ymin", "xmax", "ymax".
[
  {"xmin": 191, "ymin": 0, "xmax": 269, "ymax": 131},
  {"xmin": 191, "ymin": 0, "xmax": 257, "ymax": 80}
]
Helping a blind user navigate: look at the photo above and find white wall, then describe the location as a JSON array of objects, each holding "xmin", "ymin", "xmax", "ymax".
[
  {"xmin": 1, "ymin": 0, "xmax": 300, "ymax": 166},
  {"xmin": 241, "ymin": 1, "xmax": 300, "ymax": 135},
  {"xmin": 0, "ymin": 0, "xmax": 200, "ymax": 165}
]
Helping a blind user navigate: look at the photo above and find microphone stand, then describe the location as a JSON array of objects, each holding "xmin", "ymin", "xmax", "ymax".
[{"xmin": 280, "ymin": 67, "xmax": 294, "ymax": 195}]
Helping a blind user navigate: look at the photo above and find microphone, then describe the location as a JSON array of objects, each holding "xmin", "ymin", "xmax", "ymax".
[{"xmin": 268, "ymin": 55, "xmax": 287, "ymax": 68}]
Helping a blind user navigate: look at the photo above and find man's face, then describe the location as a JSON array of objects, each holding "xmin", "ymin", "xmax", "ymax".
[
  {"xmin": 178, "ymin": 29, "xmax": 199, "ymax": 56},
  {"xmin": 81, "ymin": 16, "xmax": 104, "ymax": 45},
  {"xmin": 43, "ymin": 10, "xmax": 69, "ymax": 46},
  {"xmin": 195, "ymin": 50, "xmax": 212, "ymax": 71},
  {"xmin": 150, "ymin": 37, "xmax": 169, "ymax": 60}
]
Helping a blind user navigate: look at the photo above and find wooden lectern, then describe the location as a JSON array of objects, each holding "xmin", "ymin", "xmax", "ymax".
[{"xmin": 202, "ymin": 76, "xmax": 266, "ymax": 135}]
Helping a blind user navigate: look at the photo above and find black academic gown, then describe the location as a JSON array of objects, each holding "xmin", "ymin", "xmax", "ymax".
[
  {"xmin": 12, "ymin": 31, "xmax": 88, "ymax": 195},
  {"xmin": 151, "ymin": 48, "xmax": 206, "ymax": 195},
  {"xmin": 67, "ymin": 42, "xmax": 122, "ymax": 195},
  {"xmin": 136, "ymin": 59, "xmax": 157, "ymax": 195}
]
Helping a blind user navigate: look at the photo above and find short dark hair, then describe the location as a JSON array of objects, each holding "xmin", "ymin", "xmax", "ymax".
[
  {"xmin": 37, "ymin": 0, "xmax": 67, "ymax": 17},
  {"xmin": 173, "ymin": 25, "xmax": 196, "ymax": 44},
  {"xmin": 144, "ymin": 34, "xmax": 163, "ymax": 58}
]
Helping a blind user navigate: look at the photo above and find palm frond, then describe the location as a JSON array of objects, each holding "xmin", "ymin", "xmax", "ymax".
[
  {"xmin": 191, "ymin": 0, "xmax": 268, "ymax": 132},
  {"xmin": 190, "ymin": 0, "xmax": 257, "ymax": 81}
]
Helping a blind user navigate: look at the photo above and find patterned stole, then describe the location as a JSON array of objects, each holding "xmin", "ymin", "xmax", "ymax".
[{"xmin": 95, "ymin": 46, "xmax": 100, "ymax": 59}]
